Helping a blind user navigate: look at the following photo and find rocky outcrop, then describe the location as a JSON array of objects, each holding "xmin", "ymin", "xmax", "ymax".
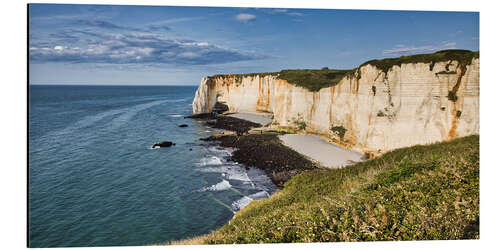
[
  {"xmin": 192, "ymin": 58, "xmax": 479, "ymax": 154},
  {"xmin": 152, "ymin": 141, "xmax": 175, "ymax": 148}
]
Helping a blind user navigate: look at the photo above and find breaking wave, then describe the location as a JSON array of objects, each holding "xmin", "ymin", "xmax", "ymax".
[{"xmin": 199, "ymin": 179, "xmax": 232, "ymax": 192}]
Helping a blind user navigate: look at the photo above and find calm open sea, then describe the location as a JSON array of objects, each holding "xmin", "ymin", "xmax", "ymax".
[{"xmin": 28, "ymin": 85, "xmax": 277, "ymax": 247}]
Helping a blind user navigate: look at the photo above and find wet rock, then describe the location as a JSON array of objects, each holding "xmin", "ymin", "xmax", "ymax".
[
  {"xmin": 152, "ymin": 141, "xmax": 175, "ymax": 148},
  {"xmin": 184, "ymin": 113, "xmax": 215, "ymax": 119},
  {"xmin": 179, "ymin": 124, "xmax": 188, "ymax": 128},
  {"xmin": 206, "ymin": 115, "xmax": 261, "ymax": 134}
]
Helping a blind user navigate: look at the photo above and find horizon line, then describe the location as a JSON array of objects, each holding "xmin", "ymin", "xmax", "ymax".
[{"xmin": 29, "ymin": 83, "xmax": 199, "ymax": 87}]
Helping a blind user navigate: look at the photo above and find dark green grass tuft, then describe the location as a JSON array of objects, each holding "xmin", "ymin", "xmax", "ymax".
[{"xmin": 199, "ymin": 135, "xmax": 479, "ymax": 243}]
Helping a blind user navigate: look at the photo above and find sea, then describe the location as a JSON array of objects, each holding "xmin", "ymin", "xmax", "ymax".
[{"xmin": 28, "ymin": 85, "xmax": 278, "ymax": 247}]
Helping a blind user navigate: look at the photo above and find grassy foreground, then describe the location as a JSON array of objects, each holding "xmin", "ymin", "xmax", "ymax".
[{"xmin": 172, "ymin": 135, "xmax": 479, "ymax": 244}]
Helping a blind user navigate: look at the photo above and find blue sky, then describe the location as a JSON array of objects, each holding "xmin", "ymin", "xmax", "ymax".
[{"xmin": 29, "ymin": 4, "xmax": 479, "ymax": 85}]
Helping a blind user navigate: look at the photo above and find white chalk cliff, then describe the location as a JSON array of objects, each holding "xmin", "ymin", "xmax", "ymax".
[{"xmin": 192, "ymin": 58, "xmax": 479, "ymax": 154}]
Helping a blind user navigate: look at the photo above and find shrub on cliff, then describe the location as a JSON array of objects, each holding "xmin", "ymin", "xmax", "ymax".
[{"xmin": 189, "ymin": 135, "xmax": 479, "ymax": 243}]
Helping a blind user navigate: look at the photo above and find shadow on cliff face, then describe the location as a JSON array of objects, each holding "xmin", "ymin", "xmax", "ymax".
[
  {"xmin": 185, "ymin": 101, "xmax": 228, "ymax": 118},
  {"xmin": 213, "ymin": 101, "xmax": 228, "ymax": 114}
]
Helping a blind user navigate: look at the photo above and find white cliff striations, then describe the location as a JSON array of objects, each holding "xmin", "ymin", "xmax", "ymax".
[{"xmin": 192, "ymin": 58, "xmax": 479, "ymax": 154}]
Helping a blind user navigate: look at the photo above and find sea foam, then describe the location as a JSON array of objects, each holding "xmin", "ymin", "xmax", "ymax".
[
  {"xmin": 197, "ymin": 156, "xmax": 223, "ymax": 166},
  {"xmin": 231, "ymin": 196, "xmax": 253, "ymax": 211},
  {"xmin": 200, "ymin": 179, "xmax": 232, "ymax": 192}
]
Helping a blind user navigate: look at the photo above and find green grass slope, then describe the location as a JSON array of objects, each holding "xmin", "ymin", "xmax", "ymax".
[{"xmin": 199, "ymin": 135, "xmax": 479, "ymax": 243}]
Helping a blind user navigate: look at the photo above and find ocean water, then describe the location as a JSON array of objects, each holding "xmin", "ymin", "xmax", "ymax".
[{"xmin": 28, "ymin": 85, "xmax": 277, "ymax": 247}]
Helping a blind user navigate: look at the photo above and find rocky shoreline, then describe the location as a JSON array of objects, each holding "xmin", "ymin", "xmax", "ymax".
[{"xmin": 189, "ymin": 113, "xmax": 319, "ymax": 187}]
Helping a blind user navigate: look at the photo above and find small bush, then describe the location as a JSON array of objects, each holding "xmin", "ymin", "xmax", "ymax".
[
  {"xmin": 292, "ymin": 115, "xmax": 307, "ymax": 131},
  {"xmin": 331, "ymin": 125, "xmax": 347, "ymax": 140},
  {"xmin": 277, "ymin": 127, "xmax": 295, "ymax": 134}
]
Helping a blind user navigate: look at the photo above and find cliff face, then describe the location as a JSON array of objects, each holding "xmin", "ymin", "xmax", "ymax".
[{"xmin": 192, "ymin": 59, "xmax": 479, "ymax": 153}]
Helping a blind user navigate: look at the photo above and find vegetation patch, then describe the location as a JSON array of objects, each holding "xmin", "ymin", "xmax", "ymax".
[
  {"xmin": 277, "ymin": 127, "xmax": 295, "ymax": 134},
  {"xmin": 276, "ymin": 68, "xmax": 356, "ymax": 92},
  {"xmin": 330, "ymin": 125, "xmax": 347, "ymax": 140},
  {"xmin": 187, "ymin": 135, "xmax": 479, "ymax": 243},
  {"xmin": 360, "ymin": 49, "xmax": 479, "ymax": 73},
  {"xmin": 292, "ymin": 114, "xmax": 307, "ymax": 131}
]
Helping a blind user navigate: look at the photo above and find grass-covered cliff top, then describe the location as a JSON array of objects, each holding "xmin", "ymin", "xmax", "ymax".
[
  {"xmin": 208, "ymin": 49, "xmax": 479, "ymax": 92},
  {"xmin": 360, "ymin": 49, "xmax": 479, "ymax": 73},
  {"xmin": 173, "ymin": 135, "xmax": 479, "ymax": 244},
  {"xmin": 209, "ymin": 68, "xmax": 354, "ymax": 92},
  {"xmin": 278, "ymin": 68, "xmax": 354, "ymax": 92}
]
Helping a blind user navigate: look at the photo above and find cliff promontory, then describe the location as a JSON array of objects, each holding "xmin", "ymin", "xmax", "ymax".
[{"xmin": 192, "ymin": 50, "xmax": 479, "ymax": 153}]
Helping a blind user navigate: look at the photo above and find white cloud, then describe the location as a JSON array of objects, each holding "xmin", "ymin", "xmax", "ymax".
[
  {"xmin": 235, "ymin": 13, "xmax": 256, "ymax": 23},
  {"xmin": 268, "ymin": 8, "xmax": 304, "ymax": 16},
  {"xmin": 30, "ymin": 30, "xmax": 266, "ymax": 65},
  {"xmin": 178, "ymin": 51, "xmax": 199, "ymax": 58}
]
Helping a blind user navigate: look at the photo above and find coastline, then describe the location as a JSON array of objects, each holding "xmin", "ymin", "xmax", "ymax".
[
  {"xmin": 193, "ymin": 112, "xmax": 349, "ymax": 186},
  {"xmin": 174, "ymin": 111, "xmax": 478, "ymax": 244},
  {"xmin": 166, "ymin": 134, "xmax": 479, "ymax": 244}
]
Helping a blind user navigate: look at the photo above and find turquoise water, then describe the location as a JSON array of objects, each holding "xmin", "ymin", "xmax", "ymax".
[{"xmin": 28, "ymin": 85, "xmax": 277, "ymax": 247}]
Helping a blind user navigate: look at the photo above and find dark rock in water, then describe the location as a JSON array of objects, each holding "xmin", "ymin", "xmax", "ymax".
[
  {"xmin": 179, "ymin": 124, "xmax": 188, "ymax": 128},
  {"xmin": 184, "ymin": 113, "xmax": 215, "ymax": 119},
  {"xmin": 189, "ymin": 148, "xmax": 193, "ymax": 151},
  {"xmin": 152, "ymin": 141, "xmax": 175, "ymax": 148}
]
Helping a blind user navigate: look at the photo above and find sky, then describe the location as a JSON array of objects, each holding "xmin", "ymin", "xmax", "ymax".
[{"xmin": 28, "ymin": 4, "xmax": 479, "ymax": 85}]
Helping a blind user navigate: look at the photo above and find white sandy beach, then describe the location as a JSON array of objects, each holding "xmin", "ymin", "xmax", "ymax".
[
  {"xmin": 279, "ymin": 134, "xmax": 363, "ymax": 168},
  {"xmin": 227, "ymin": 112, "xmax": 273, "ymax": 126}
]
